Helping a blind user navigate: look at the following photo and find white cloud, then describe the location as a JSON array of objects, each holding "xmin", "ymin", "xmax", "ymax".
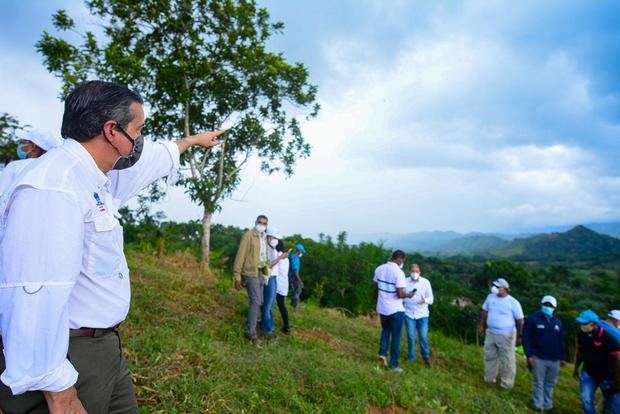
[
  {"xmin": 1, "ymin": 0, "xmax": 618, "ymax": 238},
  {"xmin": 0, "ymin": 50, "xmax": 64, "ymax": 134}
]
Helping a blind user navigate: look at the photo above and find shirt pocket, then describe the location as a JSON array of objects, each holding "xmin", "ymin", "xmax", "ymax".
[{"xmin": 83, "ymin": 210, "xmax": 124, "ymax": 278}]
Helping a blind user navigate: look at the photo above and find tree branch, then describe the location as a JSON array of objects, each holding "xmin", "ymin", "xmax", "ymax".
[
  {"xmin": 225, "ymin": 151, "xmax": 250, "ymax": 181},
  {"xmin": 214, "ymin": 137, "xmax": 226, "ymax": 201}
]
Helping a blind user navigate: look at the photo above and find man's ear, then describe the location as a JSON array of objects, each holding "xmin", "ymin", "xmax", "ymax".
[{"xmin": 101, "ymin": 120, "xmax": 118, "ymax": 142}]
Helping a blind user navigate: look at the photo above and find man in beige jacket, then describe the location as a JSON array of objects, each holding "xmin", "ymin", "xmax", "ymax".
[{"xmin": 234, "ymin": 215, "xmax": 270, "ymax": 346}]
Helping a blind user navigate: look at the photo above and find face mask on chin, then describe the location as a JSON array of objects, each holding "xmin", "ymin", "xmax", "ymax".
[
  {"xmin": 112, "ymin": 134, "xmax": 144, "ymax": 170},
  {"xmin": 16, "ymin": 143, "xmax": 29, "ymax": 160}
]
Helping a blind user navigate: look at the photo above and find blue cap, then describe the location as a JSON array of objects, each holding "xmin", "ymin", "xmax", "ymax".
[
  {"xmin": 296, "ymin": 243, "xmax": 306, "ymax": 254},
  {"xmin": 576, "ymin": 310, "xmax": 599, "ymax": 324}
]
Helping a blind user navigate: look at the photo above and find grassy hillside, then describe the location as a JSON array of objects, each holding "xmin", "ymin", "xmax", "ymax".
[{"xmin": 123, "ymin": 250, "xmax": 586, "ymax": 413}]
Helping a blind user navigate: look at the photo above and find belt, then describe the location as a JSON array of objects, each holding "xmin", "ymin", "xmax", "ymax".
[{"xmin": 70, "ymin": 325, "xmax": 119, "ymax": 338}]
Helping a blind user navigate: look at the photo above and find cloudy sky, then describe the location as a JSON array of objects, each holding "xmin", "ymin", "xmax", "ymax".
[{"xmin": 1, "ymin": 0, "xmax": 619, "ymax": 238}]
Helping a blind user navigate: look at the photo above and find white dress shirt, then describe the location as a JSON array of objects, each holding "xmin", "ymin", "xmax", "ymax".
[
  {"xmin": 0, "ymin": 138, "xmax": 179, "ymax": 395},
  {"xmin": 403, "ymin": 276, "xmax": 434, "ymax": 319}
]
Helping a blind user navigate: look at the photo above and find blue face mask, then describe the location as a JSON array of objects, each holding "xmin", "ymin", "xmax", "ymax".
[
  {"xmin": 16, "ymin": 143, "xmax": 28, "ymax": 160},
  {"xmin": 541, "ymin": 306, "xmax": 554, "ymax": 316}
]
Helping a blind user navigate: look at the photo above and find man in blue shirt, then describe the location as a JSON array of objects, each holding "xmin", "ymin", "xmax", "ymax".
[
  {"xmin": 522, "ymin": 295, "xmax": 566, "ymax": 412},
  {"xmin": 288, "ymin": 244, "xmax": 306, "ymax": 310}
]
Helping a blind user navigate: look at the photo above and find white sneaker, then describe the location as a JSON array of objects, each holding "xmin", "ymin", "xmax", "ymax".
[
  {"xmin": 390, "ymin": 367, "xmax": 404, "ymax": 373},
  {"xmin": 378, "ymin": 355, "xmax": 388, "ymax": 368}
]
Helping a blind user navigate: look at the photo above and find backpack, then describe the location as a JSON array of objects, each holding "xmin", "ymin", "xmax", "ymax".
[{"xmin": 598, "ymin": 320, "xmax": 620, "ymax": 346}]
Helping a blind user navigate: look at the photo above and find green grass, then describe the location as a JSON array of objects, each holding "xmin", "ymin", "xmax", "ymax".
[{"xmin": 123, "ymin": 250, "xmax": 586, "ymax": 413}]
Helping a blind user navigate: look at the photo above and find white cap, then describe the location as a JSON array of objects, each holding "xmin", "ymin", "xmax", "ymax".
[
  {"xmin": 265, "ymin": 227, "xmax": 283, "ymax": 240},
  {"xmin": 608, "ymin": 310, "xmax": 620, "ymax": 320},
  {"xmin": 493, "ymin": 278, "xmax": 509, "ymax": 289},
  {"xmin": 541, "ymin": 295, "xmax": 557, "ymax": 308},
  {"xmin": 17, "ymin": 129, "xmax": 63, "ymax": 151}
]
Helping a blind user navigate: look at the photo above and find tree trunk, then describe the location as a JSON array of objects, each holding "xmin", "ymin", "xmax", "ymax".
[{"xmin": 201, "ymin": 207, "xmax": 212, "ymax": 268}]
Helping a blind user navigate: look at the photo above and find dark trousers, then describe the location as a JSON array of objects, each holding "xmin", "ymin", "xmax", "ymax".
[
  {"xmin": 276, "ymin": 293, "xmax": 290, "ymax": 332},
  {"xmin": 0, "ymin": 332, "xmax": 138, "ymax": 414},
  {"xmin": 378, "ymin": 312, "xmax": 405, "ymax": 368},
  {"xmin": 289, "ymin": 274, "xmax": 302, "ymax": 309}
]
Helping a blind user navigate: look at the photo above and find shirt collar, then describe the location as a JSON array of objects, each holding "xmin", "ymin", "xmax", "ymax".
[{"xmin": 62, "ymin": 138, "xmax": 110, "ymax": 190}]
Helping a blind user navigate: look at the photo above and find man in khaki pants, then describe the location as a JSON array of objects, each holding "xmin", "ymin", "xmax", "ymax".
[
  {"xmin": 477, "ymin": 278, "xmax": 524, "ymax": 389},
  {"xmin": 233, "ymin": 215, "xmax": 270, "ymax": 347}
]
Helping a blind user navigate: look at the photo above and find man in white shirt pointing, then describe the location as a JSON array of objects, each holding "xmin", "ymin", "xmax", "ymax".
[
  {"xmin": 403, "ymin": 263, "xmax": 434, "ymax": 367},
  {"xmin": 0, "ymin": 80, "xmax": 223, "ymax": 413}
]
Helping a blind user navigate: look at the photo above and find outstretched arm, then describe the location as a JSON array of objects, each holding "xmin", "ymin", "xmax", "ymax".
[
  {"xmin": 176, "ymin": 130, "xmax": 225, "ymax": 154},
  {"xmin": 111, "ymin": 130, "xmax": 224, "ymax": 204}
]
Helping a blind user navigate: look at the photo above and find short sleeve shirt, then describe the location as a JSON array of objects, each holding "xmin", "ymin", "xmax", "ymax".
[
  {"xmin": 289, "ymin": 253, "xmax": 301, "ymax": 272},
  {"xmin": 373, "ymin": 262, "xmax": 406, "ymax": 316},
  {"xmin": 482, "ymin": 294, "xmax": 524, "ymax": 335}
]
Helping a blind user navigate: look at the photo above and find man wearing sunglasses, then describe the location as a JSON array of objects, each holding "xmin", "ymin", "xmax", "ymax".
[{"xmin": 0, "ymin": 80, "xmax": 224, "ymax": 413}]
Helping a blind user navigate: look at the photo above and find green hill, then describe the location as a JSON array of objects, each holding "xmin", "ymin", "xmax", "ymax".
[
  {"xmin": 428, "ymin": 235, "xmax": 509, "ymax": 255},
  {"xmin": 123, "ymin": 250, "xmax": 585, "ymax": 413},
  {"xmin": 492, "ymin": 225, "xmax": 620, "ymax": 261}
]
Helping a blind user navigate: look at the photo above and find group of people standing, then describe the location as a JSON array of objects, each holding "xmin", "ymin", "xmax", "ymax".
[
  {"xmin": 374, "ymin": 249, "xmax": 620, "ymax": 413},
  {"xmin": 233, "ymin": 215, "xmax": 306, "ymax": 347},
  {"xmin": 0, "ymin": 79, "xmax": 616, "ymax": 412},
  {"xmin": 373, "ymin": 250, "xmax": 435, "ymax": 372},
  {"xmin": 478, "ymin": 279, "xmax": 620, "ymax": 413}
]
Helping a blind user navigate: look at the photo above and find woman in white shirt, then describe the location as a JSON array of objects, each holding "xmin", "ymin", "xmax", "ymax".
[
  {"xmin": 261, "ymin": 228, "xmax": 289, "ymax": 336},
  {"xmin": 274, "ymin": 239, "xmax": 291, "ymax": 334}
]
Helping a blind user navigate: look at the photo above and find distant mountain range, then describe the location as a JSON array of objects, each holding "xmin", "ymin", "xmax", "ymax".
[
  {"xmin": 492, "ymin": 225, "xmax": 620, "ymax": 261},
  {"xmin": 350, "ymin": 222, "xmax": 620, "ymax": 259}
]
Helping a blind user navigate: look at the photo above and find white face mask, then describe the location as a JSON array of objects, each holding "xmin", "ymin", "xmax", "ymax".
[
  {"xmin": 255, "ymin": 224, "xmax": 266, "ymax": 233},
  {"xmin": 298, "ymin": 253, "xmax": 303, "ymax": 258},
  {"xmin": 398, "ymin": 262, "xmax": 404, "ymax": 269},
  {"xmin": 411, "ymin": 272, "xmax": 420, "ymax": 280},
  {"xmin": 269, "ymin": 239, "xmax": 278, "ymax": 248},
  {"xmin": 491, "ymin": 286, "xmax": 499, "ymax": 295}
]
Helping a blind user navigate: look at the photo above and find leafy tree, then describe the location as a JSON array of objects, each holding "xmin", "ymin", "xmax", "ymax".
[
  {"xmin": 0, "ymin": 113, "xmax": 28, "ymax": 166},
  {"xmin": 36, "ymin": 0, "xmax": 319, "ymax": 266}
]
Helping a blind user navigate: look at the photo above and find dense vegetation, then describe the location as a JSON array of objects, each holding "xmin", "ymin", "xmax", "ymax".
[{"xmin": 122, "ymin": 215, "xmax": 620, "ymax": 358}]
